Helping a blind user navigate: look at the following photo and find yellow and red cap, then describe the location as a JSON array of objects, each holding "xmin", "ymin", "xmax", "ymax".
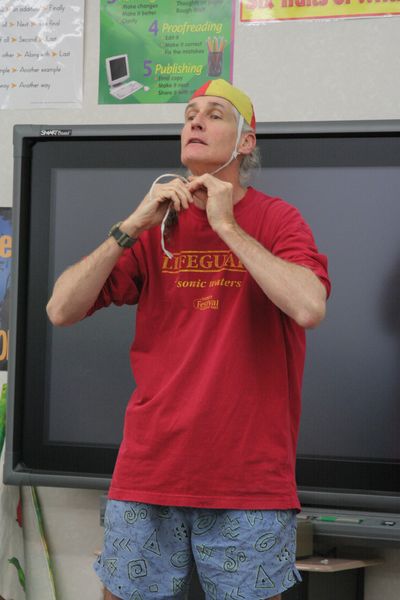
[{"xmin": 190, "ymin": 79, "xmax": 256, "ymax": 130}]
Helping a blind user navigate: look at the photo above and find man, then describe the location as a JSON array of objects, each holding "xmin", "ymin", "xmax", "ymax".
[{"xmin": 47, "ymin": 79, "xmax": 330, "ymax": 600}]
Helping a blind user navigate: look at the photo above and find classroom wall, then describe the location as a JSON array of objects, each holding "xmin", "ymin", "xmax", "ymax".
[{"xmin": 1, "ymin": 2, "xmax": 399, "ymax": 598}]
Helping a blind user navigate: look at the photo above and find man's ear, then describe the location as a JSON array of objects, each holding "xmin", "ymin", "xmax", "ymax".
[{"xmin": 238, "ymin": 131, "xmax": 257, "ymax": 156}]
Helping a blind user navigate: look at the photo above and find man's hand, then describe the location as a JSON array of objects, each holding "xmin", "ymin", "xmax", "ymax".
[
  {"xmin": 122, "ymin": 178, "xmax": 193, "ymax": 237},
  {"xmin": 187, "ymin": 174, "xmax": 236, "ymax": 234}
]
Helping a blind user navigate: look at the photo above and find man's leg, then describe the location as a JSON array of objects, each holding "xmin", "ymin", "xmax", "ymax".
[
  {"xmin": 96, "ymin": 501, "xmax": 195, "ymax": 599},
  {"xmin": 103, "ymin": 589, "xmax": 122, "ymax": 600},
  {"xmin": 192, "ymin": 509, "xmax": 300, "ymax": 600},
  {"xmin": 103, "ymin": 591, "xmax": 283, "ymax": 600},
  {"xmin": 101, "ymin": 592, "xmax": 285, "ymax": 600}
]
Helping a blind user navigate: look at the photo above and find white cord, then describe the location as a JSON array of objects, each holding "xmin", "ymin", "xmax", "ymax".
[
  {"xmin": 149, "ymin": 173, "xmax": 189, "ymax": 259},
  {"xmin": 156, "ymin": 114, "xmax": 245, "ymax": 258}
]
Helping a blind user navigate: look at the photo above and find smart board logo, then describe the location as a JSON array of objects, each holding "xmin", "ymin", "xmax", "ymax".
[{"xmin": 40, "ymin": 129, "xmax": 72, "ymax": 137}]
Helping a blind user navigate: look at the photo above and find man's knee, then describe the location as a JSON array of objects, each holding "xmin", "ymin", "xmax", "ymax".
[
  {"xmin": 104, "ymin": 588, "xmax": 281, "ymax": 600},
  {"xmin": 104, "ymin": 588, "xmax": 122, "ymax": 600}
]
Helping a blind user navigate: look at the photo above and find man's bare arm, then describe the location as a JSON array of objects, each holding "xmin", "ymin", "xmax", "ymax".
[
  {"xmin": 188, "ymin": 174, "xmax": 327, "ymax": 329},
  {"xmin": 47, "ymin": 178, "xmax": 193, "ymax": 326},
  {"xmin": 217, "ymin": 221, "xmax": 326, "ymax": 329},
  {"xmin": 46, "ymin": 237, "xmax": 126, "ymax": 326}
]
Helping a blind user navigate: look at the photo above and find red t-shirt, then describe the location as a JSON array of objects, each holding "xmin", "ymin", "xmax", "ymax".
[{"xmin": 89, "ymin": 187, "xmax": 330, "ymax": 510}]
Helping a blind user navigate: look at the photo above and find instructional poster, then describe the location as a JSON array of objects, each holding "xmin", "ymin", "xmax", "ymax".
[
  {"xmin": 98, "ymin": 0, "xmax": 235, "ymax": 105},
  {"xmin": 0, "ymin": 1, "xmax": 84, "ymax": 109},
  {"xmin": 0, "ymin": 209, "xmax": 11, "ymax": 372}
]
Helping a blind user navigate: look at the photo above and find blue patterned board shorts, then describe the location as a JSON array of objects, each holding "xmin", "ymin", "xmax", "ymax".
[{"xmin": 94, "ymin": 500, "xmax": 302, "ymax": 600}]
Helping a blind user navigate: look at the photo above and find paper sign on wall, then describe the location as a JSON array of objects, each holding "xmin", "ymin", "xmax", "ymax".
[
  {"xmin": 0, "ymin": 209, "xmax": 11, "ymax": 372},
  {"xmin": 240, "ymin": 0, "xmax": 400, "ymax": 21},
  {"xmin": 0, "ymin": 1, "xmax": 84, "ymax": 109},
  {"xmin": 98, "ymin": 0, "xmax": 235, "ymax": 105}
]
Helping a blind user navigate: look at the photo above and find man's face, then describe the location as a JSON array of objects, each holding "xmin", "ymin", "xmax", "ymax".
[{"xmin": 180, "ymin": 95, "xmax": 239, "ymax": 175}]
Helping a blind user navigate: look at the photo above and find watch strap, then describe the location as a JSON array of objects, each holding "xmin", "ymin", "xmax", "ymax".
[{"xmin": 108, "ymin": 222, "xmax": 137, "ymax": 248}]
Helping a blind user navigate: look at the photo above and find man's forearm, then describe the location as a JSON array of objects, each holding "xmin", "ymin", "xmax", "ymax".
[
  {"xmin": 46, "ymin": 177, "xmax": 197, "ymax": 327},
  {"xmin": 216, "ymin": 221, "xmax": 327, "ymax": 329},
  {"xmin": 46, "ymin": 237, "xmax": 125, "ymax": 326}
]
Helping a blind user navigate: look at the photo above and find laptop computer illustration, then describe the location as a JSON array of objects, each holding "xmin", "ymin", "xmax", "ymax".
[{"xmin": 105, "ymin": 54, "xmax": 143, "ymax": 100}]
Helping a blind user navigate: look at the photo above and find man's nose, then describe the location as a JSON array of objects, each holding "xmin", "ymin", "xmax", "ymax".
[{"xmin": 190, "ymin": 113, "xmax": 205, "ymax": 129}]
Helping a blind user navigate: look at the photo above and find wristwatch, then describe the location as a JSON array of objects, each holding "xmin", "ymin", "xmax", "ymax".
[{"xmin": 108, "ymin": 222, "xmax": 137, "ymax": 248}]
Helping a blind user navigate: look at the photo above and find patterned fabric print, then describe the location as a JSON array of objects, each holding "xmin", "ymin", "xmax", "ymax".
[
  {"xmin": 95, "ymin": 501, "xmax": 194, "ymax": 600},
  {"xmin": 94, "ymin": 501, "xmax": 302, "ymax": 600}
]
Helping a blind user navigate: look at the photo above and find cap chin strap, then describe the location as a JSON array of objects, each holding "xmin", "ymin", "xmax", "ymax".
[{"xmin": 159, "ymin": 114, "xmax": 245, "ymax": 258}]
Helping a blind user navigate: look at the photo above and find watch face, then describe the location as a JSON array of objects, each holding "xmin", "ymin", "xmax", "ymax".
[{"xmin": 114, "ymin": 230, "xmax": 125, "ymax": 245}]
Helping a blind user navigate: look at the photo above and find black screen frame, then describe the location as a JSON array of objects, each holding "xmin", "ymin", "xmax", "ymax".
[{"xmin": 4, "ymin": 122, "xmax": 400, "ymax": 515}]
